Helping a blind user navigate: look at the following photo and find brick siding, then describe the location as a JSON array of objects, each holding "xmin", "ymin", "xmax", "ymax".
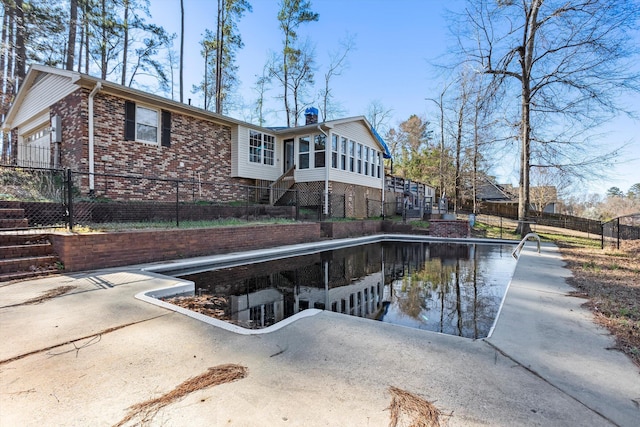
[{"xmin": 50, "ymin": 89, "xmax": 253, "ymax": 200}]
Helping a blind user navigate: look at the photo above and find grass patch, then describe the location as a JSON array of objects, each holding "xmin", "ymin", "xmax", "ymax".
[
  {"xmin": 471, "ymin": 221, "xmax": 519, "ymax": 239},
  {"xmin": 66, "ymin": 218, "xmax": 297, "ymax": 233}
]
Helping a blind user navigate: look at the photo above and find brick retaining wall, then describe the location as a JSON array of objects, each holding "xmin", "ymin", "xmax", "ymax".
[
  {"xmin": 48, "ymin": 219, "xmax": 470, "ymax": 272},
  {"xmin": 50, "ymin": 222, "xmax": 321, "ymax": 272}
]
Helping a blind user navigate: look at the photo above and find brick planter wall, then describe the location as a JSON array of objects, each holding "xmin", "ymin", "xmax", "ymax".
[
  {"xmin": 428, "ymin": 220, "xmax": 470, "ymax": 238},
  {"xmin": 50, "ymin": 222, "xmax": 321, "ymax": 272},
  {"xmin": 320, "ymin": 220, "xmax": 383, "ymax": 238}
]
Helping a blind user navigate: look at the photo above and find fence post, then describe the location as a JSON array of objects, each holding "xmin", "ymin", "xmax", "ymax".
[
  {"xmin": 295, "ymin": 190, "xmax": 300, "ymax": 221},
  {"xmin": 66, "ymin": 168, "xmax": 74, "ymax": 231},
  {"xmin": 601, "ymin": 223, "xmax": 604, "ymax": 249},
  {"xmin": 175, "ymin": 180, "xmax": 180, "ymax": 227},
  {"xmin": 617, "ymin": 217, "xmax": 620, "ymax": 249}
]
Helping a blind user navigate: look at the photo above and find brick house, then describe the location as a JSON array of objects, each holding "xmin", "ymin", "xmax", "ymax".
[{"xmin": 2, "ymin": 65, "xmax": 391, "ymax": 217}]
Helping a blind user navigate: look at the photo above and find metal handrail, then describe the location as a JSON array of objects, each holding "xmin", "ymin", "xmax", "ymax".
[{"xmin": 512, "ymin": 232, "xmax": 541, "ymax": 259}]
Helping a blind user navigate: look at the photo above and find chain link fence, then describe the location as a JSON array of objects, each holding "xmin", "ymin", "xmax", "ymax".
[
  {"xmin": 0, "ymin": 165, "xmax": 397, "ymax": 231},
  {"xmin": 0, "ymin": 165, "xmax": 68, "ymax": 229}
]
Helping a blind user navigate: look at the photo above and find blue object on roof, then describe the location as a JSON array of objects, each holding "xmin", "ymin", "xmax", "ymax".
[
  {"xmin": 305, "ymin": 107, "xmax": 319, "ymax": 116},
  {"xmin": 371, "ymin": 127, "xmax": 392, "ymax": 159}
]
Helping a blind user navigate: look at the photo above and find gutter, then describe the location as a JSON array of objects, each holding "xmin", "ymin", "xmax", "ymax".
[{"xmin": 88, "ymin": 82, "xmax": 102, "ymax": 194}]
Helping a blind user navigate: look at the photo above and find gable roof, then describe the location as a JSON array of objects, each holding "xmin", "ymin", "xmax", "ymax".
[{"xmin": 3, "ymin": 64, "xmax": 393, "ymax": 159}]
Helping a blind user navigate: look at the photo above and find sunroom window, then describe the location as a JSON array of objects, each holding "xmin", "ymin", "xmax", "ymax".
[
  {"xmin": 314, "ymin": 134, "xmax": 326, "ymax": 168},
  {"xmin": 299, "ymin": 136, "xmax": 310, "ymax": 169}
]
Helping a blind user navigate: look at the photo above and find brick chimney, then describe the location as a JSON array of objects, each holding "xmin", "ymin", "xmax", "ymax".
[{"xmin": 305, "ymin": 107, "xmax": 318, "ymax": 125}]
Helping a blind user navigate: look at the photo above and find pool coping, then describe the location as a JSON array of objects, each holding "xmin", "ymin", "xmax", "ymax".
[{"xmin": 135, "ymin": 234, "xmax": 519, "ymax": 336}]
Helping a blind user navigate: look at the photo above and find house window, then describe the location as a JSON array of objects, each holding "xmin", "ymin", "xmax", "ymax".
[
  {"xmin": 136, "ymin": 106, "xmax": 159, "ymax": 143},
  {"xmin": 331, "ymin": 134, "xmax": 338, "ymax": 169},
  {"xmin": 349, "ymin": 140, "xmax": 355, "ymax": 172},
  {"xmin": 263, "ymin": 134, "xmax": 274, "ymax": 165},
  {"xmin": 341, "ymin": 137, "xmax": 347, "ymax": 170},
  {"xmin": 249, "ymin": 130, "xmax": 274, "ymax": 165},
  {"xmin": 364, "ymin": 146, "xmax": 370, "ymax": 176},
  {"xmin": 357, "ymin": 143, "xmax": 363, "ymax": 174},
  {"xmin": 314, "ymin": 134, "xmax": 326, "ymax": 168},
  {"xmin": 124, "ymin": 101, "xmax": 171, "ymax": 146},
  {"xmin": 377, "ymin": 152, "xmax": 382, "ymax": 178},
  {"xmin": 299, "ymin": 136, "xmax": 310, "ymax": 169}
]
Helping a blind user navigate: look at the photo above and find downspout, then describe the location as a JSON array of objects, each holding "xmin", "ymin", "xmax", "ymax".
[
  {"xmin": 88, "ymin": 82, "xmax": 102, "ymax": 195},
  {"xmin": 318, "ymin": 125, "xmax": 329, "ymax": 216},
  {"xmin": 381, "ymin": 153, "xmax": 385, "ymax": 219}
]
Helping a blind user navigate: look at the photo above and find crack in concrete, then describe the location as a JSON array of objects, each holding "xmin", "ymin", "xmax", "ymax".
[
  {"xmin": 483, "ymin": 340, "xmax": 620, "ymax": 427},
  {"xmin": 0, "ymin": 314, "xmax": 170, "ymax": 366}
]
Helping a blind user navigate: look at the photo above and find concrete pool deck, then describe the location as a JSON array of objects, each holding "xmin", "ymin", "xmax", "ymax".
[{"xmin": 1, "ymin": 241, "xmax": 639, "ymax": 426}]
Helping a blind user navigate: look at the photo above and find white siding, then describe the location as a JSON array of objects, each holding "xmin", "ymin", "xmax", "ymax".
[
  {"xmin": 13, "ymin": 74, "xmax": 78, "ymax": 128},
  {"xmin": 294, "ymin": 168, "xmax": 326, "ymax": 183},
  {"xmin": 233, "ymin": 125, "xmax": 281, "ymax": 181}
]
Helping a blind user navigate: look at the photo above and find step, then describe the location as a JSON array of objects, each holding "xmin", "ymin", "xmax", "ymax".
[
  {"xmin": 0, "ymin": 218, "xmax": 29, "ymax": 228},
  {"xmin": 0, "ymin": 243, "xmax": 53, "ymax": 259},
  {"xmin": 0, "ymin": 208, "xmax": 26, "ymax": 218},
  {"xmin": 0, "ymin": 255, "xmax": 59, "ymax": 274},
  {"xmin": 0, "ymin": 200, "xmax": 22, "ymax": 209},
  {"xmin": 0, "ymin": 269, "xmax": 60, "ymax": 283},
  {"xmin": 0, "ymin": 234, "xmax": 50, "ymax": 246}
]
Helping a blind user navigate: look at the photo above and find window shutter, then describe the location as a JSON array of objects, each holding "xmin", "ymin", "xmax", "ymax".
[
  {"xmin": 124, "ymin": 101, "xmax": 136, "ymax": 141},
  {"xmin": 161, "ymin": 110, "xmax": 171, "ymax": 147}
]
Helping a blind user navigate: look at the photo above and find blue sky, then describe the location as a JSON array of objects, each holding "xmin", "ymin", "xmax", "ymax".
[{"xmin": 149, "ymin": 0, "xmax": 640, "ymax": 196}]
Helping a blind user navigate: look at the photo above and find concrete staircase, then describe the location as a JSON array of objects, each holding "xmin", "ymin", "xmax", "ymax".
[{"xmin": 0, "ymin": 201, "xmax": 60, "ymax": 282}]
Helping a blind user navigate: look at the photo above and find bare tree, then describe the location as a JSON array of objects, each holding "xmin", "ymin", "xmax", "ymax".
[
  {"xmin": 459, "ymin": 0, "xmax": 640, "ymax": 235},
  {"xmin": 319, "ymin": 34, "xmax": 354, "ymax": 121},
  {"xmin": 366, "ymin": 99, "xmax": 393, "ymax": 134}
]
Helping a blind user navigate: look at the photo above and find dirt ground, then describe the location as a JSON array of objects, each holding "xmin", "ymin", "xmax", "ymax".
[{"xmin": 558, "ymin": 240, "xmax": 640, "ymax": 367}]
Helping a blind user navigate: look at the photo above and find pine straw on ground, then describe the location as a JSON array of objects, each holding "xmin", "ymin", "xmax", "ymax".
[
  {"xmin": 387, "ymin": 386, "xmax": 449, "ymax": 427},
  {"xmin": 23, "ymin": 285, "xmax": 76, "ymax": 305},
  {"xmin": 559, "ymin": 240, "xmax": 640, "ymax": 367},
  {"xmin": 163, "ymin": 295, "xmax": 231, "ymax": 321},
  {"xmin": 113, "ymin": 363, "xmax": 247, "ymax": 427}
]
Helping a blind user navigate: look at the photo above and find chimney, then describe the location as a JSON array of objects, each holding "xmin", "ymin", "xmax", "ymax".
[{"xmin": 305, "ymin": 107, "xmax": 318, "ymax": 125}]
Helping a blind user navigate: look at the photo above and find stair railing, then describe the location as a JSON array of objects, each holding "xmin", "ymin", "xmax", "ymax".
[
  {"xmin": 270, "ymin": 165, "xmax": 296, "ymax": 205},
  {"xmin": 512, "ymin": 232, "xmax": 541, "ymax": 259}
]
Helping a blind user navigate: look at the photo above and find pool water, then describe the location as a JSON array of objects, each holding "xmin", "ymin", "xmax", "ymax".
[{"xmin": 171, "ymin": 241, "xmax": 516, "ymax": 338}]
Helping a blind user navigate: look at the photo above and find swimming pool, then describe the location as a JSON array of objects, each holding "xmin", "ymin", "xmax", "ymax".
[{"xmin": 140, "ymin": 237, "xmax": 516, "ymax": 338}]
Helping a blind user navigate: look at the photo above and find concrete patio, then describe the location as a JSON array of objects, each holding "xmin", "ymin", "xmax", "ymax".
[{"xmin": 1, "ymin": 240, "xmax": 638, "ymax": 426}]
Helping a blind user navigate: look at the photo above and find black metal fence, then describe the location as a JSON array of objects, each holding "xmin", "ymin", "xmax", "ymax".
[
  {"xmin": 0, "ymin": 165, "xmax": 393, "ymax": 231},
  {"xmin": 602, "ymin": 214, "xmax": 640, "ymax": 249}
]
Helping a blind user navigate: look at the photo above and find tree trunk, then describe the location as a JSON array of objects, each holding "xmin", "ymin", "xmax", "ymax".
[
  {"xmin": 121, "ymin": 0, "xmax": 129, "ymax": 86},
  {"xmin": 100, "ymin": 0, "xmax": 107, "ymax": 79},
  {"xmin": 516, "ymin": 0, "xmax": 540, "ymax": 238},
  {"xmin": 14, "ymin": 0, "xmax": 25, "ymax": 90},
  {"xmin": 179, "ymin": 0, "xmax": 184, "ymax": 102},
  {"xmin": 214, "ymin": 0, "xmax": 224, "ymax": 113},
  {"xmin": 66, "ymin": 0, "xmax": 78, "ymax": 71}
]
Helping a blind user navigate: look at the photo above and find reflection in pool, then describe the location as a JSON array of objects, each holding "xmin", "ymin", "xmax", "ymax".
[{"xmin": 173, "ymin": 241, "xmax": 516, "ymax": 338}]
